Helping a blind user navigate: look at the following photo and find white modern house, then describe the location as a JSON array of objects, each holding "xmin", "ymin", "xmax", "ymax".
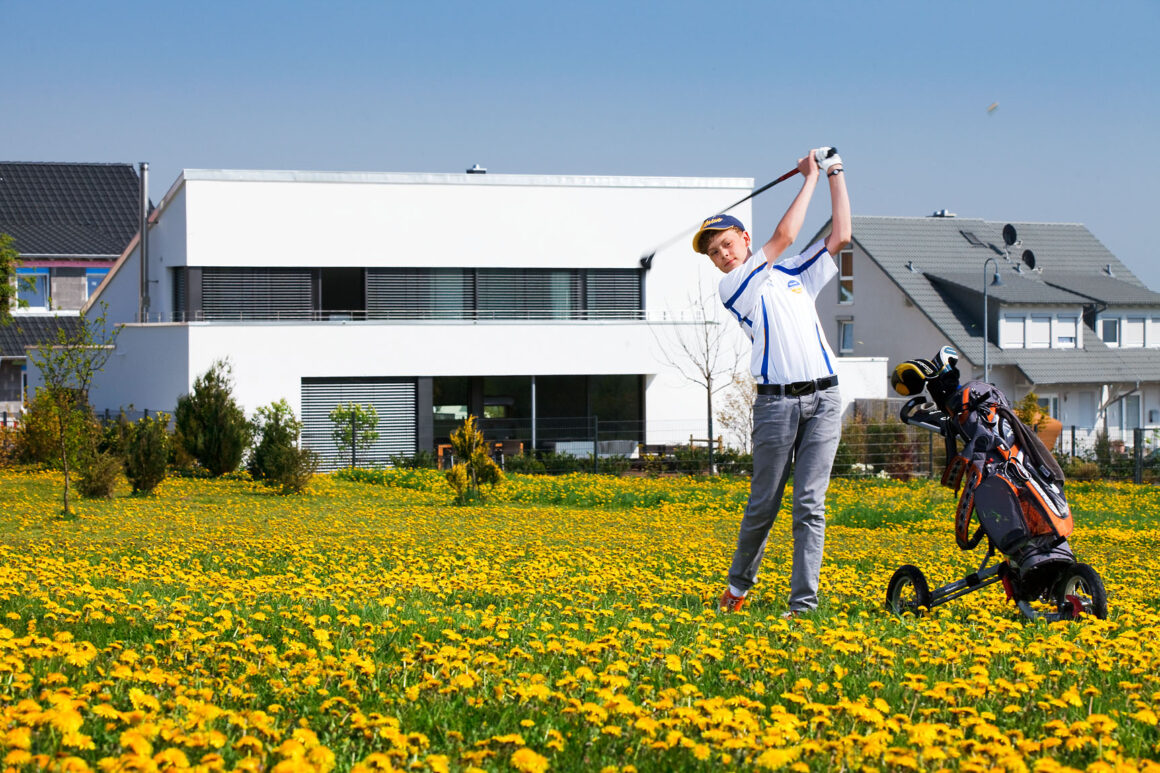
[
  {"xmin": 813, "ymin": 213, "xmax": 1160, "ymax": 451},
  {"xmin": 61, "ymin": 167, "xmax": 884, "ymax": 466}
]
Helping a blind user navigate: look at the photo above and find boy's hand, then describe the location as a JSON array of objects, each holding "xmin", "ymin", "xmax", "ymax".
[
  {"xmin": 814, "ymin": 147, "xmax": 842, "ymax": 173},
  {"xmin": 797, "ymin": 151, "xmax": 819, "ymax": 179}
]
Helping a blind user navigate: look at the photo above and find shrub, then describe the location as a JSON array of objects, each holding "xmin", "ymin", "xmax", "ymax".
[
  {"xmin": 445, "ymin": 415, "xmax": 503, "ymax": 504},
  {"xmin": 501, "ymin": 452, "xmax": 547, "ymax": 475},
  {"xmin": 249, "ymin": 400, "xmax": 316, "ymax": 494},
  {"xmin": 75, "ymin": 450, "xmax": 121, "ymax": 499},
  {"xmin": 125, "ymin": 412, "xmax": 171, "ymax": 494},
  {"xmin": 12, "ymin": 393, "xmax": 102, "ymax": 468},
  {"xmin": 175, "ymin": 360, "xmax": 251, "ymax": 476}
]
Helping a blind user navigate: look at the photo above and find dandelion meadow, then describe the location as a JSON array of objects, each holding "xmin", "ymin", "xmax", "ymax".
[{"xmin": 0, "ymin": 468, "xmax": 1158, "ymax": 772}]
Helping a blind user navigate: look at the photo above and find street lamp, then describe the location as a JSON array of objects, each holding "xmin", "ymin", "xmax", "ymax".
[{"xmin": 982, "ymin": 257, "xmax": 1004, "ymax": 383}]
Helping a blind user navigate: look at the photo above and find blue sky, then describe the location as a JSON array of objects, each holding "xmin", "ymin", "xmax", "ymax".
[{"xmin": 4, "ymin": 0, "xmax": 1158, "ymax": 285}]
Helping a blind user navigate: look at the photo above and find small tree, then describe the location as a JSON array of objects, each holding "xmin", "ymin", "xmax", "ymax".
[
  {"xmin": 175, "ymin": 359, "xmax": 251, "ymax": 476},
  {"xmin": 1, "ymin": 233, "xmax": 23, "ymax": 322},
  {"xmin": 27, "ymin": 305, "xmax": 119, "ymax": 516},
  {"xmin": 653, "ymin": 281, "xmax": 744, "ymax": 474},
  {"xmin": 125, "ymin": 412, "xmax": 171, "ymax": 494},
  {"xmin": 445, "ymin": 414, "xmax": 503, "ymax": 504},
  {"xmin": 250, "ymin": 399, "xmax": 318, "ymax": 494},
  {"xmin": 329, "ymin": 402, "xmax": 379, "ymax": 468}
]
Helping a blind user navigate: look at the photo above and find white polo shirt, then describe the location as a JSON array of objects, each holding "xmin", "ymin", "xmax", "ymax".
[{"xmin": 718, "ymin": 239, "xmax": 838, "ymax": 385}]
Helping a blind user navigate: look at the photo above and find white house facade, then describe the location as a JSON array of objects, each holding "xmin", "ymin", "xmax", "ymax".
[{"xmin": 67, "ymin": 168, "xmax": 885, "ymax": 466}]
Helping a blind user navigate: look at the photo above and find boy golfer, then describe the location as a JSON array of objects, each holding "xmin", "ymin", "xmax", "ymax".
[{"xmin": 694, "ymin": 147, "xmax": 851, "ymax": 616}]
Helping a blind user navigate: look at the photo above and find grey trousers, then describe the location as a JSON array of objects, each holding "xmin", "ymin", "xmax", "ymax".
[{"xmin": 727, "ymin": 387, "xmax": 842, "ymax": 611}]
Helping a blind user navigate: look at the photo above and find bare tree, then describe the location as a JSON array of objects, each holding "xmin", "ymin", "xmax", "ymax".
[
  {"xmin": 652, "ymin": 280, "xmax": 744, "ymax": 473},
  {"xmin": 717, "ymin": 372, "xmax": 756, "ymax": 453}
]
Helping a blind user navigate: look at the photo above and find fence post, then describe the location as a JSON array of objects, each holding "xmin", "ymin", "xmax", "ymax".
[
  {"xmin": 1070, "ymin": 426, "xmax": 1077, "ymax": 458},
  {"xmin": 1134, "ymin": 427, "xmax": 1144, "ymax": 484},
  {"xmin": 592, "ymin": 415, "xmax": 599, "ymax": 474}
]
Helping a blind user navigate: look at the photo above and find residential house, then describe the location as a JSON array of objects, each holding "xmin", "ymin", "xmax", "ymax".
[
  {"xmin": 813, "ymin": 213, "xmax": 1160, "ymax": 449},
  {"xmin": 0, "ymin": 162, "xmax": 142, "ymax": 412}
]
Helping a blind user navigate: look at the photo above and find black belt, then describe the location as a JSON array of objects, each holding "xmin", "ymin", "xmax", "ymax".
[{"xmin": 756, "ymin": 375, "xmax": 838, "ymax": 397}]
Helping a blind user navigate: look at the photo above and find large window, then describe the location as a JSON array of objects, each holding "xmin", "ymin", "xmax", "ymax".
[
  {"xmin": 16, "ymin": 269, "xmax": 49, "ymax": 309},
  {"xmin": 837, "ymin": 247, "xmax": 853, "ymax": 304}
]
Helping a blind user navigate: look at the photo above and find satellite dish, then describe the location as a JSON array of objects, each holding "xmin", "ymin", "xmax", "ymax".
[
  {"xmin": 1002, "ymin": 224, "xmax": 1018, "ymax": 246},
  {"xmin": 1022, "ymin": 249, "xmax": 1036, "ymax": 269}
]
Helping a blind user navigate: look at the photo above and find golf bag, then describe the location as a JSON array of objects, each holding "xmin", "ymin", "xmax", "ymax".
[
  {"xmin": 941, "ymin": 379, "xmax": 1075, "ymax": 596},
  {"xmin": 892, "ymin": 348, "xmax": 1075, "ymax": 599}
]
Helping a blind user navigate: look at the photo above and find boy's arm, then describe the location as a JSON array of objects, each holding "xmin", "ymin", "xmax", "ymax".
[
  {"xmin": 824, "ymin": 159, "xmax": 851, "ymax": 255},
  {"xmin": 759, "ymin": 151, "xmax": 820, "ymax": 265}
]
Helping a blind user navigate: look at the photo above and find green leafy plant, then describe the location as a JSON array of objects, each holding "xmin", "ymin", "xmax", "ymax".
[
  {"xmin": 329, "ymin": 402, "xmax": 379, "ymax": 468},
  {"xmin": 75, "ymin": 450, "xmax": 122, "ymax": 499},
  {"xmin": 249, "ymin": 399, "xmax": 317, "ymax": 494},
  {"xmin": 175, "ymin": 359, "xmax": 251, "ymax": 476}
]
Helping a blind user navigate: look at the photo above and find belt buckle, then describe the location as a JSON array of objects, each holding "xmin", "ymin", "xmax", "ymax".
[{"xmin": 790, "ymin": 381, "xmax": 813, "ymax": 396}]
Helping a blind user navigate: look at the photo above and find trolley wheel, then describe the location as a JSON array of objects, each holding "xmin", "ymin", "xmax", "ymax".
[
  {"xmin": 1052, "ymin": 563, "xmax": 1108, "ymax": 620},
  {"xmin": 886, "ymin": 564, "xmax": 931, "ymax": 615}
]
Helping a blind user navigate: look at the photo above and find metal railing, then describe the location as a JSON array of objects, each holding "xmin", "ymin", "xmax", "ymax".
[{"xmin": 134, "ymin": 309, "xmax": 710, "ymax": 324}]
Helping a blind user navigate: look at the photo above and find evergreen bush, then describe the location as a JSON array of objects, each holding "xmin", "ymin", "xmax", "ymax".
[
  {"xmin": 175, "ymin": 360, "xmax": 251, "ymax": 476},
  {"xmin": 125, "ymin": 412, "xmax": 171, "ymax": 494}
]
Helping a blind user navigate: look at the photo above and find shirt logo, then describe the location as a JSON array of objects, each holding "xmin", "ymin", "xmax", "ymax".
[{"xmin": 787, "ymin": 278, "xmax": 803, "ymax": 294}]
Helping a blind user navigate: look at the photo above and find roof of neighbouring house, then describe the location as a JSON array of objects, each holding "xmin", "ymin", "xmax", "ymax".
[
  {"xmin": 0, "ymin": 162, "xmax": 141, "ymax": 258},
  {"xmin": 814, "ymin": 215, "xmax": 1160, "ymax": 385},
  {"xmin": 0, "ymin": 315, "xmax": 81, "ymax": 358}
]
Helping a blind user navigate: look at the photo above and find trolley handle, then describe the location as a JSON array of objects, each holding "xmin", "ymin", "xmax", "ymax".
[{"xmin": 899, "ymin": 396, "xmax": 949, "ymax": 436}]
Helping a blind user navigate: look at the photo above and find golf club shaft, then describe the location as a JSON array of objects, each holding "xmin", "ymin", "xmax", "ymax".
[{"xmin": 641, "ymin": 167, "xmax": 800, "ymax": 266}]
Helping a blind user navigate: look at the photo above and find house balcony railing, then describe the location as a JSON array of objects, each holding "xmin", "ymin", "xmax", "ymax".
[{"xmin": 135, "ymin": 309, "xmax": 711, "ymax": 324}]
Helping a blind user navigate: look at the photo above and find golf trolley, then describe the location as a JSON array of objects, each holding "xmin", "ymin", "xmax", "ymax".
[{"xmin": 883, "ymin": 351, "xmax": 1108, "ymax": 622}]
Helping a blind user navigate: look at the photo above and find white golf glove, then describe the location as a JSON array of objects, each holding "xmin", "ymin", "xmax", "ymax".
[{"xmin": 814, "ymin": 147, "xmax": 842, "ymax": 173}]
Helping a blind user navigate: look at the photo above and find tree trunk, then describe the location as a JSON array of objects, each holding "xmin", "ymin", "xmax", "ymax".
[
  {"xmin": 707, "ymin": 383, "xmax": 716, "ymax": 476},
  {"xmin": 59, "ymin": 422, "xmax": 71, "ymax": 517}
]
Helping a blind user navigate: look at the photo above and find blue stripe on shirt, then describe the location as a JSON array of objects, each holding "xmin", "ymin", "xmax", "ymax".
[
  {"xmin": 815, "ymin": 323, "xmax": 834, "ymax": 375},
  {"xmin": 724, "ymin": 262, "xmax": 767, "ymax": 308},
  {"xmin": 772, "ymin": 245, "xmax": 828, "ymax": 276},
  {"xmin": 760, "ymin": 299, "xmax": 770, "ymax": 383}
]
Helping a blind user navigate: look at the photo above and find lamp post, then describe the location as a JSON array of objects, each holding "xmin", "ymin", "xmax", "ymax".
[{"xmin": 982, "ymin": 257, "xmax": 1003, "ymax": 383}]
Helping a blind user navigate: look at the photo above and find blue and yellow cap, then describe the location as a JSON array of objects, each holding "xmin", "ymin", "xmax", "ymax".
[{"xmin": 692, "ymin": 214, "xmax": 746, "ymax": 254}]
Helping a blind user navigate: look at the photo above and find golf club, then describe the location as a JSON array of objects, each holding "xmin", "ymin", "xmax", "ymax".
[{"xmin": 638, "ymin": 147, "xmax": 838, "ymax": 270}]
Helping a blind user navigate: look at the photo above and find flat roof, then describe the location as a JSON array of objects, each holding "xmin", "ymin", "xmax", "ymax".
[{"xmin": 177, "ymin": 168, "xmax": 755, "ymax": 190}]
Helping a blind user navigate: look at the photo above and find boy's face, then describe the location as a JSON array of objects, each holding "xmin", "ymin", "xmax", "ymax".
[{"xmin": 705, "ymin": 228, "xmax": 751, "ymax": 274}]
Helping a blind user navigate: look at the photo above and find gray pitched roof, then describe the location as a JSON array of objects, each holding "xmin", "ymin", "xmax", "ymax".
[
  {"xmin": 0, "ymin": 315, "xmax": 81, "ymax": 358},
  {"xmin": 843, "ymin": 215, "xmax": 1160, "ymax": 385},
  {"xmin": 1040, "ymin": 272, "xmax": 1160, "ymax": 305},
  {"xmin": 0, "ymin": 162, "xmax": 141, "ymax": 257},
  {"xmin": 926, "ymin": 270, "xmax": 1089, "ymax": 305}
]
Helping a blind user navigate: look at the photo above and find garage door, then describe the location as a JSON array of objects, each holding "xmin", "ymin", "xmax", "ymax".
[{"xmin": 301, "ymin": 378, "xmax": 417, "ymax": 470}]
